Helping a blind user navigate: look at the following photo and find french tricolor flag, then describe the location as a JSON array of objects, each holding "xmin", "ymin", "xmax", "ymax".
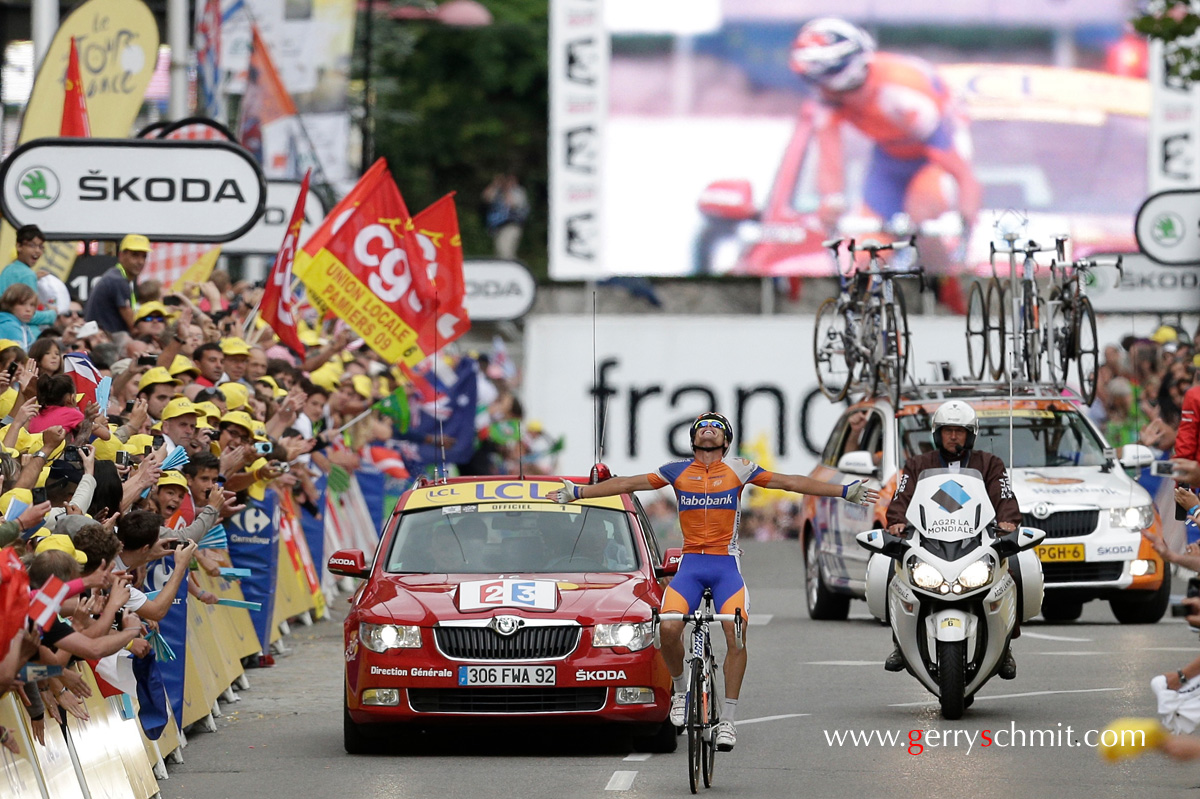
[{"xmin": 28, "ymin": 575, "xmax": 69, "ymax": 632}]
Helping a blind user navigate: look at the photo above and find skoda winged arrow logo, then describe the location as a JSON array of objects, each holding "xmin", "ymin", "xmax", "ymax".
[
  {"xmin": 1151, "ymin": 212, "xmax": 1185, "ymax": 248},
  {"xmin": 17, "ymin": 166, "xmax": 59, "ymax": 209},
  {"xmin": 490, "ymin": 615, "xmax": 523, "ymax": 636}
]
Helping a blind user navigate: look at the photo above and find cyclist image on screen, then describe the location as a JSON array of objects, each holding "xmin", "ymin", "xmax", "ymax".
[{"xmin": 550, "ymin": 413, "xmax": 878, "ymax": 752}]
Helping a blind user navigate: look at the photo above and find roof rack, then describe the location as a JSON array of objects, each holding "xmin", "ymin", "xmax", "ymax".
[{"xmin": 896, "ymin": 380, "xmax": 1079, "ymax": 406}]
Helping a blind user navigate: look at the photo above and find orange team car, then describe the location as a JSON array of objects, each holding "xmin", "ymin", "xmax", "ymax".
[{"xmin": 798, "ymin": 382, "xmax": 1168, "ymax": 624}]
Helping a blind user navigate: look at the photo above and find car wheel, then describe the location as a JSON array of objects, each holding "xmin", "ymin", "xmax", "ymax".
[
  {"xmin": 805, "ymin": 531, "xmax": 850, "ymax": 621},
  {"xmin": 1040, "ymin": 599, "xmax": 1084, "ymax": 622},
  {"xmin": 632, "ymin": 720, "xmax": 679, "ymax": 754},
  {"xmin": 1110, "ymin": 571, "xmax": 1172, "ymax": 625},
  {"xmin": 344, "ymin": 695, "xmax": 382, "ymax": 755}
]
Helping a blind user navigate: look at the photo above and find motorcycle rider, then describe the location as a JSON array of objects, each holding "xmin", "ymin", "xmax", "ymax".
[
  {"xmin": 884, "ymin": 400, "xmax": 1021, "ymax": 676},
  {"xmin": 789, "ymin": 17, "xmax": 981, "ymax": 312},
  {"xmin": 550, "ymin": 412, "xmax": 878, "ymax": 752}
]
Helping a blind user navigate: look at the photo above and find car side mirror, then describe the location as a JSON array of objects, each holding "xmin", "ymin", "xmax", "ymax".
[
  {"xmin": 656, "ymin": 548, "xmax": 683, "ymax": 579},
  {"xmin": 1119, "ymin": 444, "xmax": 1155, "ymax": 469},
  {"xmin": 328, "ymin": 549, "xmax": 370, "ymax": 579},
  {"xmin": 837, "ymin": 450, "xmax": 878, "ymax": 477},
  {"xmin": 698, "ymin": 180, "xmax": 756, "ymax": 221}
]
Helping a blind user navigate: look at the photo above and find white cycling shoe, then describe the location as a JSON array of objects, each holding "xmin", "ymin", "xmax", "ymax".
[
  {"xmin": 714, "ymin": 720, "xmax": 736, "ymax": 752},
  {"xmin": 669, "ymin": 693, "xmax": 687, "ymax": 726}
]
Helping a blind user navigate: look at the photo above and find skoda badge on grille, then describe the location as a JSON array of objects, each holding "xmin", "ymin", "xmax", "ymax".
[
  {"xmin": 490, "ymin": 616, "xmax": 524, "ymax": 636},
  {"xmin": 1031, "ymin": 502, "xmax": 1051, "ymax": 520}
]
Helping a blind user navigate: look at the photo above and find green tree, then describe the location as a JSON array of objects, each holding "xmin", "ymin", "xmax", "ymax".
[
  {"xmin": 366, "ymin": 1, "xmax": 549, "ymax": 277},
  {"xmin": 1133, "ymin": 0, "xmax": 1200, "ymax": 83}
]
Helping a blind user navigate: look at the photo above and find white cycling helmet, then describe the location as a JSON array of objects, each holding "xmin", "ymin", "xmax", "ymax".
[
  {"xmin": 789, "ymin": 18, "xmax": 875, "ymax": 93},
  {"xmin": 930, "ymin": 400, "xmax": 978, "ymax": 452}
]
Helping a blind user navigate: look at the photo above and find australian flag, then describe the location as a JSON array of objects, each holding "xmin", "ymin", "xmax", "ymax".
[{"xmin": 406, "ymin": 357, "xmax": 479, "ymax": 467}]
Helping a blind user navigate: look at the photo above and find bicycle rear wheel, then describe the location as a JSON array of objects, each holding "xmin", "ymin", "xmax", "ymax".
[
  {"xmin": 702, "ymin": 668, "xmax": 718, "ymax": 788},
  {"xmin": 687, "ymin": 665, "xmax": 701, "ymax": 794},
  {"xmin": 965, "ymin": 281, "xmax": 987, "ymax": 380},
  {"xmin": 1045, "ymin": 289, "xmax": 1071, "ymax": 391},
  {"xmin": 1074, "ymin": 296, "xmax": 1099, "ymax": 404},
  {"xmin": 814, "ymin": 297, "xmax": 853, "ymax": 402},
  {"xmin": 882, "ymin": 301, "xmax": 906, "ymax": 406},
  {"xmin": 985, "ymin": 279, "xmax": 1007, "ymax": 380},
  {"xmin": 1022, "ymin": 286, "xmax": 1042, "ymax": 383}
]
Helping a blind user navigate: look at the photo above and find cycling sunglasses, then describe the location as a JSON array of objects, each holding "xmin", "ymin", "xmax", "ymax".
[{"xmin": 694, "ymin": 419, "xmax": 726, "ymax": 430}]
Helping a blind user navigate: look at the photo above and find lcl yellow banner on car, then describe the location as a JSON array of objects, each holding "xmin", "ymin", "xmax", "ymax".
[
  {"xmin": 404, "ymin": 481, "xmax": 625, "ymax": 510},
  {"xmin": 1, "ymin": 0, "xmax": 161, "ymax": 262}
]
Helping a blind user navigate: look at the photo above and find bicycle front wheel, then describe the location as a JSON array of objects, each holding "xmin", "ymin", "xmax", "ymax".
[
  {"xmin": 1022, "ymin": 287, "xmax": 1042, "ymax": 383},
  {"xmin": 702, "ymin": 668, "xmax": 718, "ymax": 788},
  {"xmin": 1075, "ymin": 296, "xmax": 1099, "ymax": 404},
  {"xmin": 881, "ymin": 301, "xmax": 907, "ymax": 406},
  {"xmin": 985, "ymin": 279, "xmax": 1007, "ymax": 380},
  {"xmin": 814, "ymin": 297, "xmax": 853, "ymax": 402},
  {"xmin": 965, "ymin": 281, "xmax": 987, "ymax": 380},
  {"xmin": 688, "ymin": 665, "xmax": 702, "ymax": 794},
  {"xmin": 1045, "ymin": 290, "xmax": 1069, "ymax": 391}
]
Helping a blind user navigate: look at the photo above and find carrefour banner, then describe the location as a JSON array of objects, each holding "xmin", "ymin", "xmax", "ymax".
[
  {"xmin": 146, "ymin": 558, "xmax": 190, "ymax": 731},
  {"xmin": 226, "ymin": 494, "xmax": 281, "ymax": 652}
]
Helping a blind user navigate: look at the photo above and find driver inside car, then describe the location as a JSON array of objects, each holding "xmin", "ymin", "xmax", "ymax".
[{"xmin": 883, "ymin": 400, "xmax": 1022, "ymax": 677}]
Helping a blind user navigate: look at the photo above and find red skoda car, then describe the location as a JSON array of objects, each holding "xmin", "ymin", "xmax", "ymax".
[{"xmin": 331, "ymin": 477, "xmax": 681, "ymax": 753}]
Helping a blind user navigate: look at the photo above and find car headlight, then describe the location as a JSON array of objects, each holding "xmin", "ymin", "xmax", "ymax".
[
  {"xmin": 359, "ymin": 623, "xmax": 422, "ymax": 652},
  {"xmin": 956, "ymin": 559, "xmax": 994, "ymax": 590},
  {"xmin": 1110, "ymin": 505, "xmax": 1154, "ymax": 531},
  {"xmin": 909, "ymin": 559, "xmax": 946, "ymax": 591},
  {"xmin": 593, "ymin": 622, "xmax": 654, "ymax": 651}
]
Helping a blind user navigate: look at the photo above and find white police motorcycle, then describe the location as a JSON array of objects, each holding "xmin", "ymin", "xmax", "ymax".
[{"xmin": 857, "ymin": 469, "xmax": 1045, "ymax": 719}]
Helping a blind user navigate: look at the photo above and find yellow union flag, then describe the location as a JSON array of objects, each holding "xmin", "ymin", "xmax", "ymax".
[{"xmin": 299, "ymin": 249, "xmax": 428, "ymax": 367}]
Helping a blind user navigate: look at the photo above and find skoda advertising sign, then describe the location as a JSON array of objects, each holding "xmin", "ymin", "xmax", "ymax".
[
  {"xmin": 0, "ymin": 138, "xmax": 266, "ymax": 242},
  {"xmin": 224, "ymin": 180, "xmax": 327, "ymax": 255},
  {"xmin": 1136, "ymin": 189, "xmax": 1200, "ymax": 265},
  {"xmin": 463, "ymin": 259, "xmax": 537, "ymax": 321}
]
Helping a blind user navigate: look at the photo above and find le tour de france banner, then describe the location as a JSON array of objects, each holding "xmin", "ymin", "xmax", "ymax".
[
  {"xmin": 2, "ymin": 0, "xmax": 161, "ymax": 260},
  {"xmin": 226, "ymin": 494, "xmax": 281, "ymax": 652},
  {"xmin": 523, "ymin": 314, "xmax": 1179, "ymax": 480}
]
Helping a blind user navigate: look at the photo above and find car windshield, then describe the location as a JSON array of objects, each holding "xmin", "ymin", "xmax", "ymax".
[
  {"xmin": 898, "ymin": 408, "xmax": 1109, "ymax": 468},
  {"xmin": 385, "ymin": 506, "xmax": 639, "ymax": 574}
]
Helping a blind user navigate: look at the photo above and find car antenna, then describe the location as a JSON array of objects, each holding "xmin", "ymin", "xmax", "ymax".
[
  {"xmin": 433, "ymin": 291, "xmax": 448, "ymax": 485},
  {"xmin": 517, "ymin": 417, "xmax": 525, "ymax": 480}
]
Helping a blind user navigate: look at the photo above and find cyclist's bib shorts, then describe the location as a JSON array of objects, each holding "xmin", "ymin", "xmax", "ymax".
[{"xmin": 662, "ymin": 553, "xmax": 748, "ymax": 617}]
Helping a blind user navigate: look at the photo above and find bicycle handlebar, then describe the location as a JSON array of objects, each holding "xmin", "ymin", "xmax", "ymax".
[
  {"xmin": 849, "ymin": 235, "xmax": 916, "ymax": 257},
  {"xmin": 652, "ymin": 607, "xmax": 745, "ymax": 650}
]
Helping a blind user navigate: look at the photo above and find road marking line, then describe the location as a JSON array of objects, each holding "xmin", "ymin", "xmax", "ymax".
[
  {"xmin": 1034, "ymin": 651, "xmax": 1105, "ymax": 656},
  {"xmin": 1022, "ymin": 632, "xmax": 1092, "ymax": 642},
  {"xmin": 623, "ymin": 753, "xmax": 652, "ymax": 762},
  {"xmin": 804, "ymin": 660, "xmax": 883, "ymax": 666},
  {"xmin": 738, "ymin": 713, "xmax": 811, "ymax": 725},
  {"xmin": 1146, "ymin": 647, "xmax": 1200, "ymax": 652},
  {"xmin": 748, "ymin": 614, "xmax": 773, "ymax": 626},
  {"xmin": 606, "ymin": 771, "xmax": 637, "ymax": 791},
  {"xmin": 889, "ymin": 687, "xmax": 1119, "ymax": 707}
]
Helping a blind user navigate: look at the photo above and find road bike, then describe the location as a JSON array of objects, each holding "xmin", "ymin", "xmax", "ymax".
[
  {"xmin": 813, "ymin": 237, "xmax": 922, "ymax": 406},
  {"xmin": 979, "ymin": 234, "xmax": 1065, "ymax": 383},
  {"xmin": 654, "ymin": 589, "xmax": 744, "ymax": 794},
  {"xmin": 1045, "ymin": 256, "xmax": 1122, "ymax": 404}
]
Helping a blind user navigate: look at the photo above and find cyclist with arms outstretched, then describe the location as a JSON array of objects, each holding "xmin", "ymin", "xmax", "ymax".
[{"xmin": 550, "ymin": 412, "xmax": 878, "ymax": 751}]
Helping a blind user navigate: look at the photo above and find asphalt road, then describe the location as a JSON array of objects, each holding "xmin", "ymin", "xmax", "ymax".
[{"xmin": 166, "ymin": 540, "xmax": 1200, "ymax": 799}]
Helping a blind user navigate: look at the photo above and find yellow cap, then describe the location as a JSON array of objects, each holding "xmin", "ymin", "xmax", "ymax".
[
  {"xmin": 161, "ymin": 397, "xmax": 200, "ymax": 421},
  {"xmin": 220, "ymin": 411, "xmax": 255, "ymax": 436},
  {"xmin": 298, "ymin": 324, "xmax": 325, "ymax": 347},
  {"xmin": 196, "ymin": 401, "xmax": 222, "ymax": 422},
  {"xmin": 309, "ymin": 365, "xmax": 340, "ymax": 393},
  {"xmin": 351, "ymin": 374, "xmax": 373, "ymax": 400},
  {"xmin": 220, "ymin": 337, "xmax": 251, "ymax": 357},
  {"xmin": 169, "ymin": 355, "xmax": 199, "ymax": 377},
  {"xmin": 251, "ymin": 420, "xmax": 268, "ymax": 442},
  {"xmin": 1151, "ymin": 325, "xmax": 1178, "ymax": 345},
  {"xmin": 0, "ymin": 489, "xmax": 32, "ymax": 517},
  {"xmin": 91, "ymin": 435, "xmax": 122, "ymax": 462},
  {"xmin": 119, "ymin": 234, "xmax": 152, "ymax": 253},
  {"xmin": 218, "ymin": 382, "xmax": 250, "ymax": 411},
  {"xmin": 528, "ymin": 420, "xmax": 544, "ymax": 435},
  {"xmin": 124, "ymin": 434, "xmax": 155, "ymax": 454},
  {"xmin": 134, "ymin": 301, "xmax": 169, "ymax": 322},
  {"xmin": 137, "ymin": 367, "xmax": 181, "ymax": 393},
  {"xmin": 35, "ymin": 534, "xmax": 88, "ymax": 565},
  {"xmin": 156, "ymin": 471, "xmax": 189, "ymax": 490},
  {"xmin": 0, "ymin": 339, "xmax": 20, "ymax": 351}
]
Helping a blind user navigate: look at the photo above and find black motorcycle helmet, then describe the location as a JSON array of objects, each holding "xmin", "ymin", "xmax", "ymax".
[{"xmin": 690, "ymin": 412, "xmax": 733, "ymax": 454}]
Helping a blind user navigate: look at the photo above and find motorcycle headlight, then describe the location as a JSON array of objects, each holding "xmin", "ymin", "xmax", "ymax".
[
  {"xmin": 1110, "ymin": 505, "xmax": 1154, "ymax": 531},
  {"xmin": 359, "ymin": 623, "xmax": 422, "ymax": 652},
  {"xmin": 593, "ymin": 622, "xmax": 654, "ymax": 651},
  {"xmin": 909, "ymin": 560, "xmax": 947, "ymax": 591},
  {"xmin": 956, "ymin": 559, "xmax": 994, "ymax": 590}
]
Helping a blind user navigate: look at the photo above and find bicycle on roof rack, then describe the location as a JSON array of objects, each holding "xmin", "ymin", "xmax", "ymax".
[
  {"xmin": 813, "ymin": 237, "xmax": 923, "ymax": 406},
  {"xmin": 1044, "ymin": 255, "xmax": 1122, "ymax": 405}
]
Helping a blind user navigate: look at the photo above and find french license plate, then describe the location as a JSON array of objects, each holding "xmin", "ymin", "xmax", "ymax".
[
  {"xmin": 457, "ymin": 665, "xmax": 556, "ymax": 686},
  {"xmin": 1036, "ymin": 543, "xmax": 1085, "ymax": 563}
]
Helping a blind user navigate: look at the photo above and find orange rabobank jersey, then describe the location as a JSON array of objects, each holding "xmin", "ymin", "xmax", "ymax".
[
  {"xmin": 824, "ymin": 53, "xmax": 950, "ymax": 159},
  {"xmin": 648, "ymin": 457, "xmax": 774, "ymax": 555}
]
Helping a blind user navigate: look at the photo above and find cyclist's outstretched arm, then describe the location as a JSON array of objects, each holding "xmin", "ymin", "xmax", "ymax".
[
  {"xmin": 761, "ymin": 472, "xmax": 878, "ymax": 505},
  {"xmin": 550, "ymin": 474, "xmax": 656, "ymax": 503}
]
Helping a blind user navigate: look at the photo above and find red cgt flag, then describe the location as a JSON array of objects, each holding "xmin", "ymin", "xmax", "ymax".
[
  {"xmin": 61, "ymin": 37, "xmax": 90, "ymax": 137},
  {"xmin": 260, "ymin": 169, "xmax": 310, "ymax": 354},
  {"xmin": 411, "ymin": 193, "xmax": 469, "ymax": 349}
]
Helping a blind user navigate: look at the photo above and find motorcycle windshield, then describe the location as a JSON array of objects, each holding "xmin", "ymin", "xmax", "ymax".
[{"xmin": 904, "ymin": 468, "xmax": 996, "ymax": 542}]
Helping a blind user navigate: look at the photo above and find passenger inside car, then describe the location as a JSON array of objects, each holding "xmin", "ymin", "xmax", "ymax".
[{"xmin": 453, "ymin": 516, "xmax": 491, "ymax": 567}]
